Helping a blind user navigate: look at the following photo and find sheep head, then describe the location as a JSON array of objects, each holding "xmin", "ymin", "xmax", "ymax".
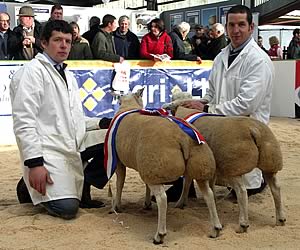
[{"xmin": 118, "ymin": 88, "xmax": 144, "ymax": 111}]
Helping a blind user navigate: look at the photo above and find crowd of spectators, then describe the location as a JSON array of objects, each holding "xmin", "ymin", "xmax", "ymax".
[{"xmin": 0, "ymin": 4, "xmax": 299, "ymax": 62}]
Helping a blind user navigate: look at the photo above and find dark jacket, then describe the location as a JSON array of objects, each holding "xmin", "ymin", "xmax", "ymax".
[
  {"xmin": 91, "ymin": 28, "xmax": 120, "ymax": 62},
  {"xmin": 0, "ymin": 29, "xmax": 18, "ymax": 60},
  {"xmin": 82, "ymin": 25, "xmax": 101, "ymax": 46},
  {"xmin": 169, "ymin": 28, "xmax": 198, "ymax": 61},
  {"xmin": 12, "ymin": 20, "xmax": 43, "ymax": 60},
  {"xmin": 113, "ymin": 28, "xmax": 140, "ymax": 59},
  {"xmin": 200, "ymin": 34, "xmax": 227, "ymax": 60}
]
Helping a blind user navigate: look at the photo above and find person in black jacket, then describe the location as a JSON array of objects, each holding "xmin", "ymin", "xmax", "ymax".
[
  {"xmin": 113, "ymin": 15, "xmax": 140, "ymax": 59},
  {"xmin": 199, "ymin": 23, "xmax": 227, "ymax": 60},
  {"xmin": 12, "ymin": 6, "xmax": 43, "ymax": 60},
  {"xmin": 169, "ymin": 21, "xmax": 201, "ymax": 61},
  {"xmin": 0, "ymin": 12, "xmax": 18, "ymax": 60},
  {"xmin": 82, "ymin": 16, "xmax": 101, "ymax": 46}
]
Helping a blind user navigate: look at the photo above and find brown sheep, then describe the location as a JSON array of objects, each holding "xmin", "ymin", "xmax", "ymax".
[
  {"xmin": 163, "ymin": 100, "xmax": 286, "ymax": 233},
  {"xmin": 110, "ymin": 89, "xmax": 222, "ymax": 244}
]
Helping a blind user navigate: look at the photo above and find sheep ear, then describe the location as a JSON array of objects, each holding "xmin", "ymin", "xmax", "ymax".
[{"xmin": 135, "ymin": 87, "xmax": 145, "ymax": 98}]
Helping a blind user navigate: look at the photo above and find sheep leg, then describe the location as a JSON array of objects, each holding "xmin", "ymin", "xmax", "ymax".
[
  {"xmin": 230, "ymin": 176, "xmax": 249, "ymax": 233},
  {"xmin": 196, "ymin": 180, "xmax": 222, "ymax": 238},
  {"xmin": 175, "ymin": 176, "xmax": 192, "ymax": 209},
  {"xmin": 263, "ymin": 173, "xmax": 286, "ymax": 226},
  {"xmin": 148, "ymin": 184, "xmax": 167, "ymax": 244},
  {"xmin": 111, "ymin": 163, "xmax": 126, "ymax": 213},
  {"xmin": 143, "ymin": 184, "xmax": 152, "ymax": 210}
]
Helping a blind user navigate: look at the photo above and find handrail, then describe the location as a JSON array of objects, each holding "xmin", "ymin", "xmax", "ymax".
[{"xmin": 251, "ymin": 0, "xmax": 270, "ymax": 8}]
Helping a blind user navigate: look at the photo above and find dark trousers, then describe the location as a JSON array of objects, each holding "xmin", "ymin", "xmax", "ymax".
[{"xmin": 81, "ymin": 143, "xmax": 108, "ymax": 189}]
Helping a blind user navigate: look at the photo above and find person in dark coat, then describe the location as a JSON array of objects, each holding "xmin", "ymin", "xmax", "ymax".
[
  {"xmin": 199, "ymin": 23, "xmax": 227, "ymax": 60},
  {"xmin": 0, "ymin": 12, "xmax": 18, "ymax": 60},
  {"xmin": 113, "ymin": 15, "xmax": 140, "ymax": 59},
  {"xmin": 169, "ymin": 21, "xmax": 201, "ymax": 61},
  {"xmin": 82, "ymin": 16, "xmax": 101, "ymax": 46},
  {"xmin": 12, "ymin": 6, "xmax": 43, "ymax": 60}
]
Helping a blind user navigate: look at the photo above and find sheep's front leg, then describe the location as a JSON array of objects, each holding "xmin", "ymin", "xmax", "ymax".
[
  {"xmin": 196, "ymin": 180, "xmax": 222, "ymax": 238},
  {"xmin": 263, "ymin": 173, "xmax": 286, "ymax": 226},
  {"xmin": 175, "ymin": 176, "xmax": 192, "ymax": 209},
  {"xmin": 148, "ymin": 184, "xmax": 167, "ymax": 244},
  {"xmin": 111, "ymin": 162, "xmax": 126, "ymax": 213},
  {"xmin": 230, "ymin": 176, "xmax": 249, "ymax": 233}
]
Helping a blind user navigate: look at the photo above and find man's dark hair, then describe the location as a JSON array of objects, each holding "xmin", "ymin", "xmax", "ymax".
[
  {"xmin": 89, "ymin": 16, "xmax": 100, "ymax": 28},
  {"xmin": 102, "ymin": 14, "xmax": 116, "ymax": 28},
  {"xmin": 41, "ymin": 20, "xmax": 72, "ymax": 42},
  {"xmin": 258, "ymin": 35, "xmax": 262, "ymax": 40},
  {"xmin": 293, "ymin": 28, "xmax": 300, "ymax": 36},
  {"xmin": 147, "ymin": 18, "xmax": 165, "ymax": 32},
  {"xmin": 51, "ymin": 4, "xmax": 63, "ymax": 14},
  {"xmin": 226, "ymin": 5, "xmax": 253, "ymax": 25}
]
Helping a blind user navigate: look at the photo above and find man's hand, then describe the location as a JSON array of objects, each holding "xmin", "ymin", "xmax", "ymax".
[
  {"xmin": 182, "ymin": 100, "xmax": 206, "ymax": 111},
  {"xmin": 28, "ymin": 166, "xmax": 53, "ymax": 195},
  {"xmin": 25, "ymin": 35, "xmax": 35, "ymax": 44}
]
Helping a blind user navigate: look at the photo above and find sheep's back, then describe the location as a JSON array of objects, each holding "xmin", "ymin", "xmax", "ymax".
[{"xmin": 115, "ymin": 114, "xmax": 188, "ymax": 184}]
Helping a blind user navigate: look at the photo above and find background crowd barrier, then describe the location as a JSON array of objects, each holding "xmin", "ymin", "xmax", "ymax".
[{"xmin": 0, "ymin": 60, "xmax": 298, "ymax": 145}]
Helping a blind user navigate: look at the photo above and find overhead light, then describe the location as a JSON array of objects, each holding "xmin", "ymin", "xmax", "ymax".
[
  {"xmin": 14, "ymin": 0, "xmax": 28, "ymax": 2},
  {"xmin": 279, "ymin": 10, "xmax": 300, "ymax": 19},
  {"xmin": 102, "ymin": 0, "xmax": 110, "ymax": 3}
]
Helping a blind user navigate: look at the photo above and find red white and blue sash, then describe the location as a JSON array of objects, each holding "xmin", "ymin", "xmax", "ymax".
[
  {"xmin": 104, "ymin": 109, "xmax": 139, "ymax": 179},
  {"xmin": 104, "ymin": 108, "xmax": 206, "ymax": 180},
  {"xmin": 185, "ymin": 112, "xmax": 224, "ymax": 124}
]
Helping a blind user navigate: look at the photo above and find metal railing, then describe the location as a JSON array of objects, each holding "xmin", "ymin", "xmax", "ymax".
[{"xmin": 252, "ymin": 0, "xmax": 270, "ymax": 8}]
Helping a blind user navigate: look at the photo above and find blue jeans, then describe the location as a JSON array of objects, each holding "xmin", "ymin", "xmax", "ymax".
[{"xmin": 41, "ymin": 198, "xmax": 80, "ymax": 219}]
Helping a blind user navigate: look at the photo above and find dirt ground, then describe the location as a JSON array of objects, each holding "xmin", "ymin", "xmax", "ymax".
[{"xmin": 0, "ymin": 117, "xmax": 299, "ymax": 250}]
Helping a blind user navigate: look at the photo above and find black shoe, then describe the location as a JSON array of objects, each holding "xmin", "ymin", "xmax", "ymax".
[
  {"xmin": 247, "ymin": 180, "xmax": 267, "ymax": 197},
  {"xmin": 80, "ymin": 181, "xmax": 105, "ymax": 208},
  {"xmin": 16, "ymin": 177, "xmax": 32, "ymax": 204},
  {"xmin": 79, "ymin": 199, "xmax": 105, "ymax": 208}
]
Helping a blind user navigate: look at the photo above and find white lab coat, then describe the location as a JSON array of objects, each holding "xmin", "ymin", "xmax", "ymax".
[
  {"xmin": 10, "ymin": 53, "xmax": 105, "ymax": 205},
  {"xmin": 203, "ymin": 38, "xmax": 275, "ymax": 189}
]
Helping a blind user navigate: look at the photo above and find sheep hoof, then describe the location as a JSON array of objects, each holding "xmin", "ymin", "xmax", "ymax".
[
  {"xmin": 276, "ymin": 218, "xmax": 286, "ymax": 226},
  {"xmin": 153, "ymin": 233, "xmax": 166, "ymax": 245},
  {"xmin": 109, "ymin": 206, "xmax": 122, "ymax": 214},
  {"xmin": 209, "ymin": 226, "xmax": 222, "ymax": 238},
  {"xmin": 236, "ymin": 224, "xmax": 249, "ymax": 233}
]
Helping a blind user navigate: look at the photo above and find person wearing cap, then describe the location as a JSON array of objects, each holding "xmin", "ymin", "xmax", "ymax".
[
  {"xmin": 10, "ymin": 20, "xmax": 111, "ymax": 219},
  {"xmin": 190, "ymin": 24, "xmax": 209, "ymax": 57},
  {"xmin": 12, "ymin": 6, "xmax": 43, "ymax": 60}
]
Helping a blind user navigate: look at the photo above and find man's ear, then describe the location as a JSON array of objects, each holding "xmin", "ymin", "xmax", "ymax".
[{"xmin": 41, "ymin": 39, "xmax": 48, "ymax": 50}]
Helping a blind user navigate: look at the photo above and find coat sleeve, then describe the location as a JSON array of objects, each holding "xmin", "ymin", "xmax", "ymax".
[
  {"xmin": 10, "ymin": 64, "xmax": 45, "ymax": 162},
  {"xmin": 164, "ymin": 34, "xmax": 173, "ymax": 59},
  {"xmin": 140, "ymin": 35, "xmax": 152, "ymax": 59}
]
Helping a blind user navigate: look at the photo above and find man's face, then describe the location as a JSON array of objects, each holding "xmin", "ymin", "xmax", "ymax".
[
  {"xmin": 0, "ymin": 14, "xmax": 10, "ymax": 32},
  {"xmin": 226, "ymin": 13, "xmax": 253, "ymax": 48},
  {"xmin": 119, "ymin": 19, "xmax": 129, "ymax": 33},
  {"xmin": 257, "ymin": 38, "xmax": 263, "ymax": 47},
  {"xmin": 195, "ymin": 28, "xmax": 205, "ymax": 38},
  {"xmin": 42, "ymin": 31, "xmax": 72, "ymax": 64},
  {"xmin": 51, "ymin": 9, "xmax": 63, "ymax": 20},
  {"xmin": 108, "ymin": 19, "xmax": 117, "ymax": 32},
  {"xmin": 71, "ymin": 25, "xmax": 79, "ymax": 41},
  {"xmin": 19, "ymin": 16, "xmax": 34, "ymax": 28}
]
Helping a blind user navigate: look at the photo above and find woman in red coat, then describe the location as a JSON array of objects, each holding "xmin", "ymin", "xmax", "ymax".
[{"xmin": 140, "ymin": 18, "xmax": 173, "ymax": 60}]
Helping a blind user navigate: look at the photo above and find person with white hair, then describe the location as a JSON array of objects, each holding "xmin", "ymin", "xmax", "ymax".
[
  {"xmin": 200, "ymin": 22, "xmax": 227, "ymax": 60},
  {"xmin": 169, "ymin": 21, "xmax": 201, "ymax": 61},
  {"xmin": 113, "ymin": 15, "xmax": 140, "ymax": 59}
]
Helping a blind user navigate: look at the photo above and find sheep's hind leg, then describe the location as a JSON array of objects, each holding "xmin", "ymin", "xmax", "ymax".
[
  {"xmin": 148, "ymin": 184, "xmax": 167, "ymax": 244},
  {"xmin": 143, "ymin": 184, "xmax": 152, "ymax": 210},
  {"xmin": 263, "ymin": 173, "xmax": 286, "ymax": 226},
  {"xmin": 111, "ymin": 163, "xmax": 126, "ymax": 213},
  {"xmin": 230, "ymin": 176, "xmax": 249, "ymax": 233},
  {"xmin": 196, "ymin": 180, "xmax": 222, "ymax": 238},
  {"xmin": 175, "ymin": 175, "xmax": 192, "ymax": 209}
]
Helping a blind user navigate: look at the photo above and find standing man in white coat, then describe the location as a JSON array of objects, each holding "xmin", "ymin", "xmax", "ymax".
[
  {"xmin": 178, "ymin": 5, "xmax": 274, "ymax": 197},
  {"xmin": 10, "ymin": 20, "xmax": 110, "ymax": 219}
]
